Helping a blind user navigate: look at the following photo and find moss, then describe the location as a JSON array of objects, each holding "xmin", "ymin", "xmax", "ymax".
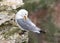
[
  {"xmin": 41, "ymin": 14, "xmax": 57, "ymax": 43},
  {"xmin": 22, "ymin": 41, "xmax": 26, "ymax": 43}
]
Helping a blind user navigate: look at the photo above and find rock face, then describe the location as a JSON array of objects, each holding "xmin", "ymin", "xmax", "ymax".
[
  {"xmin": 0, "ymin": 0, "xmax": 28, "ymax": 43},
  {"xmin": 0, "ymin": 0, "xmax": 24, "ymax": 10}
]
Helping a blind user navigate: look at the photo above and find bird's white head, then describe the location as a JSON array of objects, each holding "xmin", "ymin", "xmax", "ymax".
[{"xmin": 16, "ymin": 9, "xmax": 28, "ymax": 20}]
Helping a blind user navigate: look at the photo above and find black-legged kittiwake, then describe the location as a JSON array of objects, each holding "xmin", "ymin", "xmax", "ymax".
[{"xmin": 15, "ymin": 9, "xmax": 45, "ymax": 34}]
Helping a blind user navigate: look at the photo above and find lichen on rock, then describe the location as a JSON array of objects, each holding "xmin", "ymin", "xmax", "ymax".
[
  {"xmin": 0, "ymin": 0, "xmax": 24, "ymax": 10},
  {"xmin": 0, "ymin": 0, "xmax": 28, "ymax": 43}
]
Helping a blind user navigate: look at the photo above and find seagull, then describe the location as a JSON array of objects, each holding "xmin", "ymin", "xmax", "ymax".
[{"xmin": 15, "ymin": 9, "xmax": 45, "ymax": 34}]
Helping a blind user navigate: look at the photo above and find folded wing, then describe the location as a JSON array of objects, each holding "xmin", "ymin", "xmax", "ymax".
[{"xmin": 16, "ymin": 18, "xmax": 41, "ymax": 33}]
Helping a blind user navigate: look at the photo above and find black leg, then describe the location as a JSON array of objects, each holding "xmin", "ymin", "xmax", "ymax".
[{"xmin": 19, "ymin": 30, "xmax": 27, "ymax": 35}]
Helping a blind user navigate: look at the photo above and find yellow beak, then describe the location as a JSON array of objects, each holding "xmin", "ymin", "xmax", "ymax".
[{"xmin": 24, "ymin": 15, "xmax": 27, "ymax": 20}]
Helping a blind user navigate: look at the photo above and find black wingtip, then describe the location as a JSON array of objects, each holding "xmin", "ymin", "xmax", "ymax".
[{"xmin": 39, "ymin": 30, "xmax": 46, "ymax": 34}]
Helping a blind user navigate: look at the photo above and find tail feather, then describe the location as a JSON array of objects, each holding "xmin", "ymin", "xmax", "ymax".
[{"xmin": 33, "ymin": 30, "xmax": 46, "ymax": 34}]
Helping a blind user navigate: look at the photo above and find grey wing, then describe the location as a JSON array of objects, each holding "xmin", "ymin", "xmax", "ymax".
[{"xmin": 16, "ymin": 18, "xmax": 40, "ymax": 32}]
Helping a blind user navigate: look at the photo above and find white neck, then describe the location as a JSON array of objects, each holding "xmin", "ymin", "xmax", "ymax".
[{"xmin": 15, "ymin": 15, "xmax": 23, "ymax": 19}]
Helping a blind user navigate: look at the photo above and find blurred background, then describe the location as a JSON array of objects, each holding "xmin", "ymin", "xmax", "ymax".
[{"xmin": 0, "ymin": 0, "xmax": 60, "ymax": 43}]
